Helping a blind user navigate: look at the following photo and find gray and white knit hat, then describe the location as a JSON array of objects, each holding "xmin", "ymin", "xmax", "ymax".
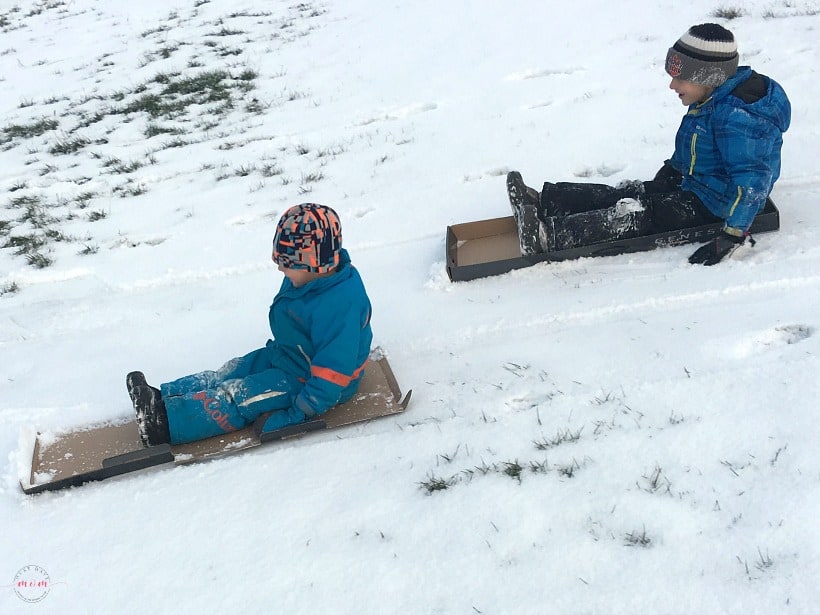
[{"xmin": 665, "ymin": 23, "xmax": 739, "ymax": 87}]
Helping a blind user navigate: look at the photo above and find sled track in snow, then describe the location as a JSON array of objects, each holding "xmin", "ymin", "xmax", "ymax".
[{"xmin": 423, "ymin": 273, "xmax": 820, "ymax": 353}]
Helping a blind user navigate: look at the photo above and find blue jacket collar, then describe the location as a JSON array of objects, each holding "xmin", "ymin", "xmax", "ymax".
[{"xmin": 278, "ymin": 249, "xmax": 353, "ymax": 297}]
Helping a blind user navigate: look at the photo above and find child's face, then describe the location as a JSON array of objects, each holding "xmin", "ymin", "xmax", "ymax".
[
  {"xmin": 275, "ymin": 259, "xmax": 318, "ymax": 287},
  {"xmin": 669, "ymin": 78, "xmax": 714, "ymax": 106}
]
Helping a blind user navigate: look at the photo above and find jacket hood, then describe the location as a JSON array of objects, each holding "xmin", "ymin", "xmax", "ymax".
[{"xmin": 711, "ymin": 66, "xmax": 791, "ymax": 133}]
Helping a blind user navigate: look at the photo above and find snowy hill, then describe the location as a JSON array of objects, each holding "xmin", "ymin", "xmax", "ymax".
[{"xmin": 1, "ymin": 1, "xmax": 818, "ymax": 613}]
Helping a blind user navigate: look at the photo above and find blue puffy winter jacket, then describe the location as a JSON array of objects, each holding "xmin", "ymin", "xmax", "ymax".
[
  {"xmin": 265, "ymin": 248, "xmax": 373, "ymax": 418},
  {"xmin": 669, "ymin": 66, "xmax": 791, "ymax": 233}
]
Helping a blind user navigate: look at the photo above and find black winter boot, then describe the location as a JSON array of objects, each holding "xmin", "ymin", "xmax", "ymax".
[
  {"xmin": 132, "ymin": 385, "xmax": 171, "ymax": 447},
  {"xmin": 506, "ymin": 171, "xmax": 544, "ymax": 254},
  {"xmin": 126, "ymin": 371, "xmax": 148, "ymax": 401}
]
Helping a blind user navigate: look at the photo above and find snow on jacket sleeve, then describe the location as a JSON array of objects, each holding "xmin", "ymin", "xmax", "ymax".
[
  {"xmin": 292, "ymin": 284, "xmax": 370, "ymax": 417},
  {"xmin": 712, "ymin": 104, "xmax": 782, "ymax": 233}
]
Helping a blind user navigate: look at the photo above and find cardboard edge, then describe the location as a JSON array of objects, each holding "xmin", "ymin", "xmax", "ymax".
[
  {"xmin": 102, "ymin": 444, "xmax": 174, "ymax": 470},
  {"xmin": 27, "ymin": 435, "xmax": 42, "ymax": 489},
  {"xmin": 21, "ymin": 467, "xmax": 110, "ymax": 495},
  {"xmin": 20, "ymin": 444, "xmax": 175, "ymax": 495},
  {"xmin": 258, "ymin": 419, "xmax": 327, "ymax": 444},
  {"xmin": 376, "ymin": 354, "xmax": 404, "ymax": 404}
]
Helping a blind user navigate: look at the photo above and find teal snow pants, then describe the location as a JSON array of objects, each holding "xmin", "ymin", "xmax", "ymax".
[{"xmin": 160, "ymin": 347, "xmax": 307, "ymax": 444}]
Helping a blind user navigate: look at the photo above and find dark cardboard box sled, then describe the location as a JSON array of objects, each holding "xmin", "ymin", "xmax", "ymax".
[
  {"xmin": 446, "ymin": 199, "xmax": 780, "ymax": 282},
  {"xmin": 21, "ymin": 350, "xmax": 411, "ymax": 495}
]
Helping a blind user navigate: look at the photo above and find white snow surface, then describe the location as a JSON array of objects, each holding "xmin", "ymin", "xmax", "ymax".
[{"xmin": 1, "ymin": 1, "xmax": 819, "ymax": 613}]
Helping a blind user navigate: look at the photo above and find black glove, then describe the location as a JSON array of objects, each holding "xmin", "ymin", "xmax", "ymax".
[
  {"xmin": 688, "ymin": 231, "xmax": 747, "ymax": 266},
  {"xmin": 645, "ymin": 162, "xmax": 682, "ymax": 194},
  {"xmin": 652, "ymin": 162, "xmax": 682, "ymax": 184}
]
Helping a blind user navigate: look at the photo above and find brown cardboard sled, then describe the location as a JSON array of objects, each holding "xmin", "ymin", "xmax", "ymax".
[
  {"xmin": 21, "ymin": 350, "xmax": 411, "ymax": 495},
  {"xmin": 446, "ymin": 199, "xmax": 780, "ymax": 282}
]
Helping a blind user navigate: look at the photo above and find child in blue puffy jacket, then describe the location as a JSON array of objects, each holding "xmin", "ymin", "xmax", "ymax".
[
  {"xmin": 127, "ymin": 203, "xmax": 373, "ymax": 446},
  {"xmin": 506, "ymin": 23, "xmax": 791, "ymax": 265}
]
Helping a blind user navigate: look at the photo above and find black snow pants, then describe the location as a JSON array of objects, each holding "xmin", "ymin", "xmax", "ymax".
[{"xmin": 536, "ymin": 164, "xmax": 721, "ymax": 251}]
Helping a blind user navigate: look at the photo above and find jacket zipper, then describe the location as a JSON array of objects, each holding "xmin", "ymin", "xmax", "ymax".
[{"xmin": 689, "ymin": 133, "xmax": 697, "ymax": 175}]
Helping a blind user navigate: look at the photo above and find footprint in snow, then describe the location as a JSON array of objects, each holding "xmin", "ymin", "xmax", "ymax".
[
  {"xmin": 573, "ymin": 164, "xmax": 625, "ymax": 179},
  {"xmin": 505, "ymin": 67, "xmax": 584, "ymax": 81},
  {"xmin": 733, "ymin": 324, "xmax": 814, "ymax": 358},
  {"xmin": 462, "ymin": 167, "xmax": 510, "ymax": 183},
  {"xmin": 356, "ymin": 102, "xmax": 438, "ymax": 126}
]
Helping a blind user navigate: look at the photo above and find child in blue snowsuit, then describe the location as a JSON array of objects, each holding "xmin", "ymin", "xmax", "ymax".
[
  {"xmin": 128, "ymin": 203, "xmax": 373, "ymax": 446},
  {"xmin": 506, "ymin": 23, "xmax": 791, "ymax": 265}
]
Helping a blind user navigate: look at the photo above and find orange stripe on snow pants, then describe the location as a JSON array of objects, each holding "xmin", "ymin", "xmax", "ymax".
[{"xmin": 310, "ymin": 360, "xmax": 367, "ymax": 387}]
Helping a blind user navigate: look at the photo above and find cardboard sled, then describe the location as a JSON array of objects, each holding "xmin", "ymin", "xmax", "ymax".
[
  {"xmin": 21, "ymin": 350, "xmax": 411, "ymax": 495},
  {"xmin": 446, "ymin": 199, "xmax": 780, "ymax": 282}
]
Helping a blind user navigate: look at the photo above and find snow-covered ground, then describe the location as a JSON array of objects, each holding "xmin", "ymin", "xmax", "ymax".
[{"xmin": 1, "ymin": 1, "xmax": 818, "ymax": 613}]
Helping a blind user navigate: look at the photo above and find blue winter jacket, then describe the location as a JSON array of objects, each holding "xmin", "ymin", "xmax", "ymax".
[
  {"xmin": 265, "ymin": 248, "xmax": 373, "ymax": 418},
  {"xmin": 669, "ymin": 66, "xmax": 791, "ymax": 233}
]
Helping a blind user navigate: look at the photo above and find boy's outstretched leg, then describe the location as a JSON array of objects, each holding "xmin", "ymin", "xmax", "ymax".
[{"xmin": 506, "ymin": 171, "xmax": 545, "ymax": 254}]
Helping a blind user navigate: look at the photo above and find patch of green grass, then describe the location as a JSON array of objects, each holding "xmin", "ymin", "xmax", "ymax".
[
  {"xmin": 4, "ymin": 233, "xmax": 47, "ymax": 255},
  {"xmin": 49, "ymin": 134, "xmax": 90, "ymax": 155},
  {"xmin": 141, "ymin": 24, "xmax": 171, "ymax": 38},
  {"xmin": 245, "ymin": 98, "xmax": 268, "ymax": 114},
  {"xmin": 209, "ymin": 27, "xmax": 245, "ymax": 36},
  {"xmin": 74, "ymin": 191, "xmax": 96, "ymax": 208},
  {"xmin": 0, "ymin": 281, "xmax": 20, "ymax": 296},
  {"xmin": 533, "ymin": 427, "xmax": 583, "ymax": 450},
  {"xmin": 261, "ymin": 163, "xmax": 283, "ymax": 177},
  {"xmin": 20, "ymin": 203, "xmax": 58, "ymax": 229},
  {"xmin": 234, "ymin": 164, "xmax": 256, "ymax": 177},
  {"xmin": 316, "ymin": 144, "xmax": 346, "ymax": 158},
  {"xmin": 286, "ymin": 89, "xmax": 309, "ymax": 101},
  {"xmin": 502, "ymin": 460, "xmax": 524, "ymax": 483},
  {"xmin": 26, "ymin": 1, "xmax": 66, "ymax": 18},
  {"xmin": 624, "ymin": 527, "xmax": 652, "ymax": 548},
  {"xmin": 418, "ymin": 473, "xmax": 457, "ymax": 495},
  {"xmin": 300, "ymin": 170, "xmax": 324, "ymax": 184},
  {"xmin": 26, "ymin": 251, "xmax": 53, "ymax": 269},
  {"xmin": 162, "ymin": 137, "xmax": 191, "ymax": 149},
  {"xmin": 228, "ymin": 10, "xmax": 271, "ymax": 18},
  {"xmin": 214, "ymin": 45, "xmax": 242, "ymax": 57},
  {"xmin": 711, "ymin": 6, "xmax": 745, "ymax": 19},
  {"xmin": 164, "ymin": 70, "xmax": 230, "ymax": 96},
  {"xmin": 144, "ymin": 122, "xmax": 185, "ymax": 138},
  {"xmin": 8, "ymin": 194, "xmax": 42, "ymax": 209},
  {"xmin": 113, "ymin": 182, "xmax": 148, "ymax": 198},
  {"xmin": 116, "ymin": 69, "xmax": 247, "ymax": 119},
  {"xmin": 2, "ymin": 117, "xmax": 59, "ymax": 141},
  {"xmin": 108, "ymin": 158, "xmax": 144, "ymax": 174}
]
